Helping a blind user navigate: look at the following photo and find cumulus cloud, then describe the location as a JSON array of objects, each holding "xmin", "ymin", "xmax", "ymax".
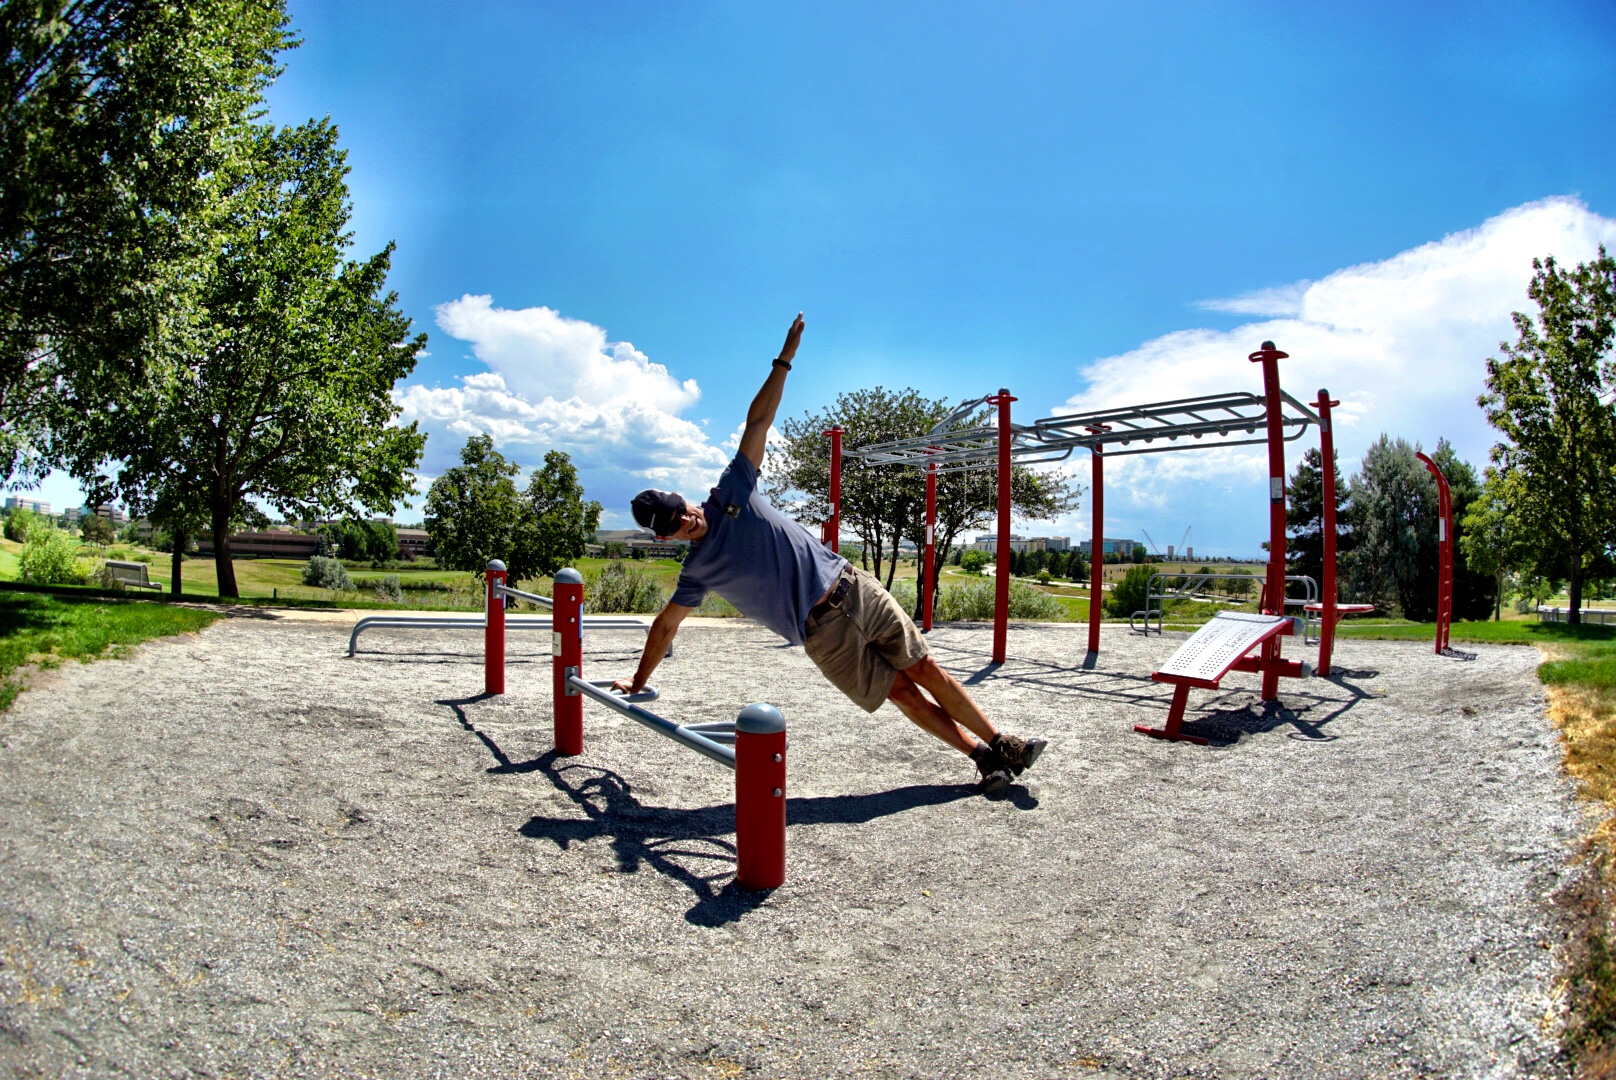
[
  {"xmin": 1030, "ymin": 198, "xmax": 1616, "ymax": 553},
  {"xmin": 395, "ymin": 298, "xmax": 729, "ymax": 523}
]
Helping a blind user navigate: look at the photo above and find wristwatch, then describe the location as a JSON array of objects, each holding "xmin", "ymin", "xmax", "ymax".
[{"xmin": 772, "ymin": 357, "xmax": 792, "ymax": 370}]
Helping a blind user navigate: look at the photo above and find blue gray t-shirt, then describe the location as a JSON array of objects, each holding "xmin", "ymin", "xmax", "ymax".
[{"xmin": 671, "ymin": 453, "xmax": 847, "ymax": 645}]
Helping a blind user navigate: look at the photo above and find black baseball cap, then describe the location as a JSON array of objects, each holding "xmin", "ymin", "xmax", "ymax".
[{"xmin": 631, "ymin": 489, "xmax": 686, "ymax": 537}]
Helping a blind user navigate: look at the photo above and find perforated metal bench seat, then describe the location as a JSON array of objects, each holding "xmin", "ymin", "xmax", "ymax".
[{"xmin": 1138, "ymin": 611, "xmax": 1309, "ymax": 745}]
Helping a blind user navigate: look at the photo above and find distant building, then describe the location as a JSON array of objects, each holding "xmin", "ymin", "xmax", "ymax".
[
  {"xmin": 396, "ymin": 528, "xmax": 432, "ymax": 560},
  {"xmin": 196, "ymin": 531, "xmax": 321, "ymax": 559},
  {"xmin": 3, "ymin": 497, "xmax": 49, "ymax": 515},
  {"xmin": 1078, "ymin": 538, "xmax": 1137, "ymax": 557},
  {"xmin": 1040, "ymin": 536, "xmax": 1071, "ymax": 552},
  {"xmin": 971, "ymin": 534, "xmax": 1046, "ymax": 554}
]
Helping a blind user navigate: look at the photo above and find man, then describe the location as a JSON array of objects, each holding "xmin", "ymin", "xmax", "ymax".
[{"xmin": 615, "ymin": 313, "xmax": 1044, "ymax": 794}]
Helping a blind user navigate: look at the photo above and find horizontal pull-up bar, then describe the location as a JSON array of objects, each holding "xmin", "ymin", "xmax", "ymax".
[
  {"xmin": 566, "ymin": 675, "xmax": 737, "ymax": 769},
  {"xmin": 495, "ymin": 583, "xmax": 553, "ymax": 607}
]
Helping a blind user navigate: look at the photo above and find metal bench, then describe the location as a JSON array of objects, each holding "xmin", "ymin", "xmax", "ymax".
[
  {"xmin": 105, "ymin": 560, "xmax": 162, "ymax": 591},
  {"xmin": 1137, "ymin": 611, "xmax": 1310, "ymax": 745}
]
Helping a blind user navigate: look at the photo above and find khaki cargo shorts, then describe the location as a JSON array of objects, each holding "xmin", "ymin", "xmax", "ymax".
[{"xmin": 803, "ymin": 566, "xmax": 929, "ymax": 712}]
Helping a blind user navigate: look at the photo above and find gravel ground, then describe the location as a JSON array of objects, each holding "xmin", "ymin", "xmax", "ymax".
[{"xmin": 0, "ymin": 610, "xmax": 1583, "ymax": 1079}]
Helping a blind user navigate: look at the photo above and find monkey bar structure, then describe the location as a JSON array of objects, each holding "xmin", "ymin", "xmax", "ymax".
[{"xmin": 830, "ymin": 343, "xmax": 1363, "ymax": 739}]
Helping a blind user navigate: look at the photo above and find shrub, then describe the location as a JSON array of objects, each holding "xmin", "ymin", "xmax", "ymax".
[
  {"xmin": 1036, "ymin": 569, "xmax": 1053, "ymax": 584},
  {"xmin": 960, "ymin": 549, "xmax": 991, "ymax": 575},
  {"xmin": 3, "ymin": 507, "xmax": 35, "ymax": 543},
  {"xmin": 18, "ymin": 522, "xmax": 89, "ymax": 585},
  {"xmin": 1107, "ymin": 563, "xmax": 1156, "ymax": 617},
  {"xmin": 301, "ymin": 555, "xmax": 353, "ymax": 591},
  {"xmin": 584, "ymin": 561, "xmax": 667, "ymax": 614},
  {"xmin": 373, "ymin": 574, "xmax": 403, "ymax": 603},
  {"xmin": 890, "ymin": 578, "xmax": 1060, "ymax": 621}
]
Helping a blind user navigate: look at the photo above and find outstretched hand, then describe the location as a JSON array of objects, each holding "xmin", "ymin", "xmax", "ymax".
[{"xmin": 778, "ymin": 312, "xmax": 805, "ymax": 365}]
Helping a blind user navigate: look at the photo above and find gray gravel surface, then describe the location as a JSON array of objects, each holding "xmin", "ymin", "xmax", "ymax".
[{"xmin": 0, "ymin": 612, "xmax": 1583, "ymax": 1079}]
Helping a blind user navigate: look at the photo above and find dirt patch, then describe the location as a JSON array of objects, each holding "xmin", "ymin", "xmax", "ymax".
[{"xmin": 0, "ymin": 618, "xmax": 1581, "ymax": 1078}]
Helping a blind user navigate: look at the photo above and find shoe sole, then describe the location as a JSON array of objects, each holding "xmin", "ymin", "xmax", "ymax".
[{"xmin": 1012, "ymin": 739, "xmax": 1047, "ymax": 776}]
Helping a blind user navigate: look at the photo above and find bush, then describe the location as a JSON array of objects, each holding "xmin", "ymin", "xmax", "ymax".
[
  {"xmin": 959, "ymin": 549, "xmax": 991, "ymax": 575},
  {"xmin": 18, "ymin": 522, "xmax": 89, "ymax": 585},
  {"xmin": 1107, "ymin": 564, "xmax": 1156, "ymax": 617},
  {"xmin": 3, "ymin": 507, "xmax": 35, "ymax": 543},
  {"xmin": 373, "ymin": 574, "xmax": 403, "ymax": 603},
  {"xmin": 584, "ymin": 561, "xmax": 667, "ymax": 614},
  {"xmin": 301, "ymin": 555, "xmax": 353, "ymax": 591},
  {"xmin": 1036, "ymin": 569, "xmax": 1052, "ymax": 584},
  {"xmin": 890, "ymin": 578, "xmax": 1061, "ymax": 621}
]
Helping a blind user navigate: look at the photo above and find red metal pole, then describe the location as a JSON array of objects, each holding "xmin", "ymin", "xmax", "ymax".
[
  {"xmin": 734, "ymin": 703, "xmax": 787, "ymax": 891},
  {"xmin": 991, "ymin": 389, "xmax": 1016, "ymax": 665},
  {"xmin": 1086, "ymin": 427, "xmax": 1110, "ymax": 656},
  {"xmin": 823, "ymin": 425, "xmax": 843, "ymax": 553},
  {"xmin": 923, "ymin": 453, "xmax": 937, "ymax": 633},
  {"xmin": 485, "ymin": 559, "xmax": 506, "ymax": 696},
  {"xmin": 1416, "ymin": 452, "xmax": 1454, "ymax": 654},
  {"xmin": 553, "ymin": 566, "xmax": 584, "ymax": 756},
  {"xmin": 1251, "ymin": 342, "xmax": 1291, "ymax": 701},
  {"xmin": 1316, "ymin": 390, "xmax": 1341, "ymax": 677}
]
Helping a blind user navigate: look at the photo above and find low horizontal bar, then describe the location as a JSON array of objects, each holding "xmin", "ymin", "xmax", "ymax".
[
  {"xmin": 567, "ymin": 676, "xmax": 737, "ymax": 769},
  {"xmin": 496, "ymin": 584, "xmax": 554, "ymax": 607},
  {"xmin": 583, "ymin": 678, "xmax": 659, "ymax": 704},
  {"xmin": 348, "ymin": 614, "xmax": 649, "ymax": 655}
]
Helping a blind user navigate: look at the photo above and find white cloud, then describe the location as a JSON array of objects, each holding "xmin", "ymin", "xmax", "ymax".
[
  {"xmin": 1029, "ymin": 197, "xmax": 1616, "ymax": 553},
  {"xmin": 396, "ymin": 298, "xmax": 730, "ymax": 523}
]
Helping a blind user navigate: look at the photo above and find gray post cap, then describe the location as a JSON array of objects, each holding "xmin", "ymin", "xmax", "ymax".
[
  {"xmin": 555, "ymin": 567, "xmax": 583, "ymax": 585},
  {"xmin": 736, "ymin": 702, "xmax": 786, "ymax": 734},
  {"xmin": 487, "ymin": 559, "xmax": 506, "ymax": 572}
]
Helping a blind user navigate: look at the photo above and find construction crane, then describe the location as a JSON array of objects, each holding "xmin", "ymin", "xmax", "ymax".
[
  {"xmin": 1177, "ymin": 526, "xmax": 1192, "ymax": 559},
  {"xmin": 1140, "ymin": 529, "xmax": 1163, "ymax": 557}
]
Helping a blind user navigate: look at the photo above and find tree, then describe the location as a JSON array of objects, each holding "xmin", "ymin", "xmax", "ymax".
[
  {"xmin": 1426, "ymin": 440, "xmax": 1498, "ymax": 621},
  {"xmin": 960, "ymin": 549, "xmax": 991, "ymax": 575},
  {"xmin": 1461, "ymin": 467, "xmax": 1530, "ymax": 620},
  {"xmin": 1478, "ymin": 250, "xmax": 1616, "ymax": 624},
  {"xmin": 58, "ymin": 118, "xmax": 428, "ymax": 597},
  {"xmin": 79, "ymin": 512, "xmax": 113, "ymax": 546},
  {"xmin": 325, "ymin": 519, "xmax": 399, "ymax": 564},
  {"xmin": 425, "ymin": 437, "xmax": 601, "ymax": 584},
  {"xmin": 1345, "ymin": 434, "xmax": 1436, "ymax": 617},
  {"xmin": 0, "ymin": 1, "xmax": 291, "ymax": 483},
  {"xmin": 515, "ymin": 449, "xmax": 602, "ymax": 579},
  {"xmin": 1286, "ymin": 446, "xmax": 1353, "ymax": 600},
  {"xmin": 1107, "ymin": 564, "xmax": 1155, "ymax": 617}
]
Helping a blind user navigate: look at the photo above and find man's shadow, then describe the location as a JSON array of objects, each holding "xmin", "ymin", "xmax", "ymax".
[{"xmin": 437, "ymin": 694, "xmax": 1013, "ymax": 925}]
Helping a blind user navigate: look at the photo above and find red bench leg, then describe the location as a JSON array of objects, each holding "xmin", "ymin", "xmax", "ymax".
[{"xmin": 1135, "ymin": 683, "xmax": 1210, "ymax": 746}]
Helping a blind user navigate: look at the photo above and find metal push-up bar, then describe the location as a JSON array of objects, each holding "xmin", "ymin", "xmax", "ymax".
[{"xmin": 487, "ymin": 563, "xmax": 788, "ymax": 891}]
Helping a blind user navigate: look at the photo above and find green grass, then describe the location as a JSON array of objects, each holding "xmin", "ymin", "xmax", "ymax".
[
  {"xmin": 0, "ymin": 591, "xmax": 221, "ymax": 712},
  {"xmin": 1336, "ymin": 618, "xmax": 1616, "ymax": 646}
]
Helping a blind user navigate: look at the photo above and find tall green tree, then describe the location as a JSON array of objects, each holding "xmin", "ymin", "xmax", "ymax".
[
  {"xmin": 60, "ymin": 118, "xmax": 427, "ymax": 597},
  {"xmin": 1425, "ymin": 440, "xmax": 1498, "ymax": 621},
  {"xmin": 1478, "ymin": 250, "xmax": 1616, "ymax": 624},
  {"xmin": 425, "ymin": 437, "xmax": 601, "ymax": 584},
  {"xmin": 1285, "ymin": 446, "xmax": 1353, "ymax": 600},
  {"xmin": 1460, "ymin": 467, "xmax": 1529, "ymax": 621},
  {"xmin": 1346, "ymin": 434, "xmax": 1437, "ymax": 617},
  {"xmin": 0, "ymin": 0, "xmax": 291, "ymax": 481}
]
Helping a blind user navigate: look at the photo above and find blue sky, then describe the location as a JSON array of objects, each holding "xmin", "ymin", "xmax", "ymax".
[{"xmin": 31, "ymin": 2, "xmax": 1616, "ymax": 555}]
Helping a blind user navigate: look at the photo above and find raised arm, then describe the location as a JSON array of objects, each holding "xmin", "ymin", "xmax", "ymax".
[{"xmin": 738, "ymin": 312, "xmax": 805, "ymax": 469}]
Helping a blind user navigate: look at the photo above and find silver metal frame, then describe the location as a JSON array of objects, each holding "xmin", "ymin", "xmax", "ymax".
[
  {"xmin": 495, "ymin": 583, "xmax": 553, "ymax": 607},
  {"xmin": 848, "ymin": 389, "xmax": 1321, "ymax": 472},
  {"xmin": 1130, "ymin": 573, "xmax": 1320, "ymax": 642},
  {"xmin": 567, "ymin": 676, "xmax": 737, "ymax": 769},
  {"xmin": 347, "ymin": 614, "xmax": 649, "ymax": 656}
]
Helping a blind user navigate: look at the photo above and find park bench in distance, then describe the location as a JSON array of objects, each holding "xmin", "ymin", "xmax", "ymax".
[{"xmin": 105, "ymin": 560, "xmax": 162, "ymax": 591}]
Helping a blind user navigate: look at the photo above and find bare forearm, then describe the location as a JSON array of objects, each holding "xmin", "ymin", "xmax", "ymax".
[
  {"xmin": 746, "ymin": 365, "xmax": 789, "ymax": 431},
  {"xmin": 630, "ymin": 612, "xmax": 681, "ymax": 691}
]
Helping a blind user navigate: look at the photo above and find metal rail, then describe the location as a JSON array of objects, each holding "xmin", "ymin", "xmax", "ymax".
[
  {"xmin": 348, "ymin": 614, "xmax": 648, "ymax": 656},
  {"xmin": 1130, "ymin": 573, "xmax": 1320, "ymax": 640},
  {"xmin": 848, "ymin": 389, "xmax": 1322, "ymax": 471},
  {"xmin": 495, "ymin": 584, "xmax": 553, "ymax": 607},
  {"xmin": 567, "ymin": 676, "xmax": 737, "ymax": 769}
]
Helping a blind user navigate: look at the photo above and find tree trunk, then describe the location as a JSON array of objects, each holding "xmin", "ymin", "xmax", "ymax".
[
  {"xmin": 1493, "ymin": 571, "xmax": 1503, "ymax": 621},
  {"xmin": 884, "ymin": 519, "xmax": 901, "ymax": 590},
  {"xmin": 170, "ymin": 530, "xmax": 186, "ymax": 596},
  {"xmin": 212, "ymin": 504, "xmax": 239, "ymax": 598},
  {"xmin": 1569, "ymin": 564, "xmax": 1584, "ymax": 626}
]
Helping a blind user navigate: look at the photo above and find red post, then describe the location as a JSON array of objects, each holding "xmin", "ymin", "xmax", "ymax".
[
  {"xmin": 923, "ymin": 453, "xmax": 937, "ymax": 633},
  {"xmin": 552, "ymin": 567, "xmax": 584, "ymax": 756},
  {"xmin": 822, "ymin": 425, "xmax": 843, "ymax": 553},
  {"xmin": 1416, "ymin": 452, "xmax": 1454, "ymax": 654},
  {"xmin": 485, "ymin": 559, "xmax": 507, "ymax": 696},
  {"xmin": 1251, "ymin": 342, "xmax": 1291, "ymax": 701},
  {"xmin": 1316, "ymin": 390, "xmax": 1341, "ymax": 676},
  {"xmin": 734, "ymin": 703, "xmax": 786, "ymax": 891},
  {"xmin": 1086, "ymin": 427, "xmax": 1110, "ymax": 656},
  {"xmin": 991, "ymin": 389, "xmax": 1016, "ymax": 665}
]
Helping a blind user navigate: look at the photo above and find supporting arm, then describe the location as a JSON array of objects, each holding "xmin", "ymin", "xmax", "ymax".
[
  {"xmin": 738, "ymin": 312, "xmax": 805, "ymax": 469},
  {"xmin": 614, "ymin": 601, "xmax": 695, "ymax": 694}
]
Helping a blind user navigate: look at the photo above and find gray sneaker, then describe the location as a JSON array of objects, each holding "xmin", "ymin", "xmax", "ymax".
[
  {"xmin": 992, "ymin": 733, "xmax": 1046, "ymax": 776},
  {"xmin": 973, "ymin": 744, "xmax": 1011, "ymax": 795}
]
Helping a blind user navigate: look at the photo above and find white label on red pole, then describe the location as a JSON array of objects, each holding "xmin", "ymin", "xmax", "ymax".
[
  {"xmin": 926, "ymin": 525, "xmax": 933, "ymax": 544},
  {"xmin": 1270, "ymin": 478, "xmax": 1284, "ymax": 501},
  {"xmin": 1439, "ymin": 519, "xmax": 1446, "ymax": 541},
  {"xmin": 552, "ymin": 631, "xmax": 562, "ymax": 656}
]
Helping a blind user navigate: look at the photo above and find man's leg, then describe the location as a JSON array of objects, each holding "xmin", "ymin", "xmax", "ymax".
[
  {"xmin": 898, "ymin": 654, "xmax": 997, "ymax": 744},
  {"xmin": 886, "ymin": 669, "xmax": 978, "ymax": 753}
]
